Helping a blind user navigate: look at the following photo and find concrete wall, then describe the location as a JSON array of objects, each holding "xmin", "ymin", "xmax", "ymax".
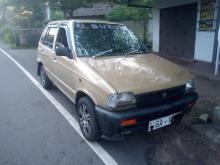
[{"xmin": 16, "ymin": 28, "xmax": 43, "ymax": 47}]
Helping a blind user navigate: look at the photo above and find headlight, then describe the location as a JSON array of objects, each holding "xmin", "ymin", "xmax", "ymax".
[
  {"xmin": 107, "ymin": 92, "xmax": 136, "ymax": 109},
  {"xmin": 186, "ymin": 79, "xmax": 194, "ymax": 92}
]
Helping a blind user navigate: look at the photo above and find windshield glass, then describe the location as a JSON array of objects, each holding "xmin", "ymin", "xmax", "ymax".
[{"xmin": 74, "ymin": 22, "xmax": 149, "ymax": 57}]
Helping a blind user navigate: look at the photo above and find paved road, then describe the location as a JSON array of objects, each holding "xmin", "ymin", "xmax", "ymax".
[
  {"xmin": 0, "ymin": 43, "xmax": 220, "ymax": 165},
  {"xmin": 0, "ymin": 46, "xmax": 103, "ymax": 165}
]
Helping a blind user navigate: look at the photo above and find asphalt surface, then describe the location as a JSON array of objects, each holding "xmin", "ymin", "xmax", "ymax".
[
  {"xmin": 0, "ymin": 43, "xmax": 220, "ymax": 165},
  {"xmin": 0, "ymin": 45, "xmax": 103, "ymax": 165}
]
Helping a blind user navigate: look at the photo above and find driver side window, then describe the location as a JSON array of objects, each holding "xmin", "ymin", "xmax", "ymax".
[{"xmin": 56, "ymin": 27, "xmax": 69, "ymax": 49}]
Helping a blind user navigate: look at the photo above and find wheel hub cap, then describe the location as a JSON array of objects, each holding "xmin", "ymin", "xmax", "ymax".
[{"xmin": 78, "ymin": 104, "xmax": 91, "ymax": 135}]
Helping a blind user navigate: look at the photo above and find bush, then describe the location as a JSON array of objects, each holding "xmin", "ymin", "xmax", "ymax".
[
  {"xmin": 3, "ymin": 29, "xmax": 14, "ymax": 44},
  {"xmin": 0, "ymin": 22, "xmax": 18, "ymax": 46},
  {"xmin": 51, "ymin": 10, "xmax": 65, "ymax": 20},
  {"xmin": 32, "ymin": 20, "xmax": 42, "ymax": 28},
  {"xmin": 105, "ymin": 5, "xmax": 147, "ymax": 21}
]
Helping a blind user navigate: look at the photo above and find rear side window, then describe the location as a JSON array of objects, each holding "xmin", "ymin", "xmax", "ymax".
[
  {"xmin": 43, "ymin": 27, "xmax": 57, "ymax": 49},
  {"xmin": 40, "ymin": 29, "xmax": 47, "ymax": 43}
]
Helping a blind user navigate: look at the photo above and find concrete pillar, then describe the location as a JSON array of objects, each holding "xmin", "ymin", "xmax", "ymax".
[
  {"xmin": 46, "ymin": 2, "xmax": 51, "ymax": 21},
  {"xmin": 152, "ymin": 8, "xmax": 160, "ymax": 53}
]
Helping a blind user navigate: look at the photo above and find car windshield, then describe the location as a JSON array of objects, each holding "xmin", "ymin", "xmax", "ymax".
[{"xmin": 74, "ymin": 22, "xmax": 149, "ymax": 57}]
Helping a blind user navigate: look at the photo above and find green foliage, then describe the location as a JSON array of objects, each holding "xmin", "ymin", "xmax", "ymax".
[
  {"xmin": 106, "ymin": 1, "xmax": 152, "ymax": 43},
  {"xmin": 51, "ymin": 10, "xmax": 65, "ymax": 20},
  {"xmin": 106, "ymin": 5, "xmax": 130, "ymax": 21},
  {"xmin": 48, "ymin": 0, "xmax": 90, "ymax": 17},
  {"xmin": 0, "ymin": 0, "xmax": 46, "ymax": 46},
  {"xmin": 128, "ymin": 0, "xmax": 152, "ymax": 5},
  {"xmin": 48, "ymin": 0, "xmax": 152, "ymax": 19},
  {"xmin": 2, "ymin": 29, "xmax": 14, "ymax": 44},
  {"xmin": 0, "ymin": 23, "xmax": 15, "ymax": 45},
  {"xmin": 0, "ymin": 0, "xmax": 45, "ymax": 27},
  {"xmin": 106, "ymin": 5, "xmax": 149, "ymax": 21},
  {"xmin": 32, "ymin": 20, "xmax": 42, "ymax": 28},
  {"xmin": 48, "ymin": 0, "xmax": 119, "ymax": 18},
  {"xmin": 30, "ymin": 2, "xmax": 45, "ymax": 26}
]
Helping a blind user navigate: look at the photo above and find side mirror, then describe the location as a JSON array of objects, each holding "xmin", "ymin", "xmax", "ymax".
[{"xmin": 55, "ymin": 47, "xmax": 70, "ymax": 58}]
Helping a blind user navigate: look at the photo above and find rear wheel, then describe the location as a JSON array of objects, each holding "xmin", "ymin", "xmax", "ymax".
[
  {"xmin": 40, "ymin": 66, "xmax": 52, "ymax": 89},
  {"xmin": 77, "ymin": 96, "xmax": 101, "ymax": 141}
]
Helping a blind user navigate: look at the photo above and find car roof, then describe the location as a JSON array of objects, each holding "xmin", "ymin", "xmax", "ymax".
[{"xmin": 48, "ymin": 19, "xmax": 123, "ymax": 26}]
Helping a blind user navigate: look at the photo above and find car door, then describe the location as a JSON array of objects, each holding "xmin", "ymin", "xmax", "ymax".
[
  {"xmin": 39, "ymin": 26, "xmax": 58, "ymax": 80},
  {"xmin": 52, "ymin": 25, "xmax": 76, "ymax": 101}
]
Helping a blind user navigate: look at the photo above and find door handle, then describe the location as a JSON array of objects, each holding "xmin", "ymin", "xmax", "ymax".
[{"xmin": 39, "ymin": 49, "xmax": 46, "ymax": 54}]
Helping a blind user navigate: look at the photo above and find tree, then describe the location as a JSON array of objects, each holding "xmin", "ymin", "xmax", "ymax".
[
  {"xmin": 47, "ymin": 0, "xmax": 124, "ymax": 18},
  {"xmin": 48, "ymin": 0, "xmax": 102, "ymax": 18},
  {"xmin": 47, "ymin": 0, "xmax": 151, "ymax": 18},
  {"xmin": 106, "ymin": 0, "xmax": 152, "ymax": 43},
  {"xmin": 0, "ymin": 0, "xmax": 46, "ymax": 27},
  {"xmin": 106, "ymin": 5, "xmax": 151, "ymax": 21}
]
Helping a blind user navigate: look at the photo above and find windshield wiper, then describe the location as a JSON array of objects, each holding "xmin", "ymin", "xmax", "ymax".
[
  {"xmin": 93, "ymin": 49, "xmax": 114, "ymax": 59},
  {"xmin": 93, "ymin": 48, "xmax": 124, "ymax": 59},
  {"xmin": 125, "ymin": 49, "xmax": 139, "ymax": 56},
  {"xmin": 125, "ymin": 48, "xmax": 149, "ymax": 57}
]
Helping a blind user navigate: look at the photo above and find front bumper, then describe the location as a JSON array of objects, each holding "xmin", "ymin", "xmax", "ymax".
[{"xmin": 95, "ymin": 92, "xmax": 198, "ymax": 138}]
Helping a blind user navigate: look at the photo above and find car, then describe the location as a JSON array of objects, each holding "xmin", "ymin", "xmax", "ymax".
[{"xmin": 37, "ymin": 19, "xmax": 198, "ymax": 141}]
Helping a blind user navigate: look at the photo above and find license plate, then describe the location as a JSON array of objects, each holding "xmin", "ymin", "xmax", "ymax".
[{"xmin": 148, "ymin": 113, "xmax": 178, "ymax": 132}]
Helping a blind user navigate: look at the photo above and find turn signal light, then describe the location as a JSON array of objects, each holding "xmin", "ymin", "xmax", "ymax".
[{"xmin": 121, "ymin": 119, "xmax": 137, "ymax": 127}]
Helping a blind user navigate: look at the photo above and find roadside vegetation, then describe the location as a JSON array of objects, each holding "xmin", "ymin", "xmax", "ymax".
[
  {"xmin": 106, "ymin": 4, "xmax": 152, "ymax": 44},
  {"xmin": 0, "ymin": 0, "xmax": 45, "ymax": 47},
  {"xmin": 0, "ymin": 0, "xmax": 152, "ymax": 47}
]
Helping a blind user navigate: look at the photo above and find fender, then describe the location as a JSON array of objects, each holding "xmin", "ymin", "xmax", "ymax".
[
  {"xmin": 75, "ymin": 89, "xmax": 99, "ymax": 106},
  {"xmin": 36, "ymin": 57, "xmax": 43, "ymax": 76}
]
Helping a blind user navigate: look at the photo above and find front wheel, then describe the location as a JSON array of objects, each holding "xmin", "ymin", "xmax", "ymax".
[
  {"xmin": 39, "ymin": 66, "xmax": 52, "ymax": 89},
  {"xmin": 77, "ymin": 96, "xmax": 101, "ymax": 141}
]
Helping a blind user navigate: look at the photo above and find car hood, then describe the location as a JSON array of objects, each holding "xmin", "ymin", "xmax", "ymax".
[{"xmin": 79, "ymin": 53, "xmax": 193, "ymax": 94}]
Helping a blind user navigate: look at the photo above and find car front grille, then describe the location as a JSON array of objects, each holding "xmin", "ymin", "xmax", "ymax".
[{"xmin": 135, "ymin": 85, "xmax": 186, "ymax": 108}]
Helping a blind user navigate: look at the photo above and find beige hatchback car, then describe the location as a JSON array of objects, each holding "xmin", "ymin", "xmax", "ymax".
[{"xmin": 37, "ymin": 20, "xmax": 198, "ymax": 141}]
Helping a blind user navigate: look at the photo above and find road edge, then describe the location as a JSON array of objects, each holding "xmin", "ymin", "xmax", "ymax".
[{"xmin": 0, "ymin": 48, "xmax": 118, "ymax": 165}]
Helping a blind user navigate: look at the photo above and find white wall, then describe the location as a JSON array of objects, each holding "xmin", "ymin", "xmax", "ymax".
[
  {"xmin": 194, "ymin": 0, "xmax": 216, "ymax": 62},
  {"xmin": 152, "ymin": 9, "xmax": 160, "ymax": 52},
  {"xmin": 194, "ymin": 32, "xmax": 215, "ymax": 62}
]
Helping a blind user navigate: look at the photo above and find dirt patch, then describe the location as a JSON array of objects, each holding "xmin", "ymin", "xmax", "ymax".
[
  {"xmin": 145, "ymin": 125, "xmax": 220, "ymax": 165},
  {"xmin": 191, "ymin": 75, "xmax": 220, "ymax": 119}
]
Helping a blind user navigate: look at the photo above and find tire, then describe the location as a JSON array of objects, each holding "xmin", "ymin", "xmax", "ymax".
[
  {"xmin": 77, "ymin": 96, "xmax": 101, "ymax": 141},
  {"xmin": 39, "ymin": 65, "xmax": 52, "ymax": 89}
]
